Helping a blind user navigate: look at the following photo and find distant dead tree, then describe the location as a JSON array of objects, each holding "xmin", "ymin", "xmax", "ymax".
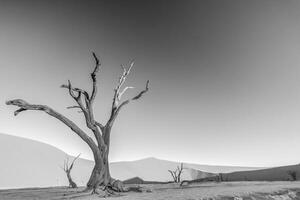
[
  {"xmin": 218, "ymin": 173, "xmax": 223, "ymax": 182},
  {"xmin": 61, "ymin": 154, "xmax": 80, "ymax": 188},
  {"xmin": 287, "ymin": 170, "xmax": 297, "ymax": 181},
  {"xmin": 6, "ymin": 53, "xmax": 149, "ymax": 196},
  {"xmin": 168, "ymin": 163, "xmax": 184, "ymax": 183}
]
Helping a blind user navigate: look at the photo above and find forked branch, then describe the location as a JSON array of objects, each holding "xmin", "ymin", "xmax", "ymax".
[
  {"xmin": 60, "ymin": 52, "xmax": 100, "ymax": 110},
  {"xmin": 168, "ymin": 170, "xmax": 178, "ymax": 182},
  {"xmin": 62, "ymin": 154, "xmax": 81, "ymax": 173},
  {"xmin": 107, "ymin": 61, "xmax": 149, "ymax": 128},
  {"xmin": 116, "ymin": 80, "xmax": 149, "ymax": 112},
  {"xmin": 60, "ymin": 53, "xmax": 104, "ymax": 146}
]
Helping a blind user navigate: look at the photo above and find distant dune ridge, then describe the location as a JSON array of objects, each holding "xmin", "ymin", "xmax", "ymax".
[
  {"xmin": 0, "ymin": 133, "xmax": 270, "ymax": 189},
  {"xmin": 223, "ymin": 164, "xmax": 300, "ymax": 181}
]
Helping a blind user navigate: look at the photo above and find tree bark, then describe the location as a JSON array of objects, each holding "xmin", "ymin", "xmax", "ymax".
[
  {"xmin": 85, "ymin": 128, "xmax": 125, "ymax": 193},
  {"xmin": 87, "ymin": 152, "xmax": 111, "ymax": 190}
]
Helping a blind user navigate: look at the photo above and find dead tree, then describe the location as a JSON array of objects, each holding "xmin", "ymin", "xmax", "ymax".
[
  {"xmin": 216, "ymin": 173, "xmax": 224, "ymax": 182},
  {"xmin": 287, "ymin": 170, "xmax": 297, "ymax": 181},
  {"xmin": 6, "ymin": 53, "xmax": 149, "ymax": 196},
  {"xmin": 61, "ymin": 154, "xmax": 80, "ymax": 188},
  {"xmin": 168, "ymin": 163, "xmax": 184, "ymax": 183}
]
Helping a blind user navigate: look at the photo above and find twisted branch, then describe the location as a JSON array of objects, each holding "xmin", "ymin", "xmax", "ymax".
[
  {"xmin": 90, "ymin": 52, "xmax": 100, "ymax": 103},
  {"xmin": 6, "ymin": 99, "xmax": 98, "ymax": 152}
]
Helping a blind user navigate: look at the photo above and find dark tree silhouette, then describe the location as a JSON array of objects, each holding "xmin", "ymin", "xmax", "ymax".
[
  {"xmin": 218, "ymin": 173, "xmax": 224, "ymax": 182},
  {"xmin": 61, "ymin": 154, "xmax": 80, "ymax": 188},
  {"xmin": 168, "ymin": 163, "xmax": 184, "ymax": 183},
  {"xmin": 287, "ymin": 170, "xmax": 297, "ymax": 181},
  {"xmin": 6, "ymin": 53, "xmax": 149, "ymax": 196}
]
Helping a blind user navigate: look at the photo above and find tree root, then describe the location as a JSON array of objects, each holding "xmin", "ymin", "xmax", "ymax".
[
  {"xmin": 91, "ymin": 184, "xmax": 123, "ymax": 198},
  {"xmin": 59, "ymin": 179, "xmax": 149, "ymax": 199}
]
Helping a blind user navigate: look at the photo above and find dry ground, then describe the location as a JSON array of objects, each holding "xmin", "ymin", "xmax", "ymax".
[{"xmin": 1, "ymin": 181, "xmax": 300, "ymax": 200}]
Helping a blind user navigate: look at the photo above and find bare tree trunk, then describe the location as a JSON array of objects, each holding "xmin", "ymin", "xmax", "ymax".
[
  {"xmin": 67, "ymin": 173, "xmax": 77, "ymax": 188},
  {"xmin": 87, "ymin": 152, "xmax": 111, "ymax": 190},
  {"xmin": 85, "ymin": 127, "xmax": 126, "ymax": 194},
  {"xmin": 177, "ymin": 163, "xmax": 184, "ymax": 183}
]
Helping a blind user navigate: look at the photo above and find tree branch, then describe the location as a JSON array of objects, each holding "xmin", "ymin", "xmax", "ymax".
[
  {"xmin": 63, "ymin": 159, "xmax": 68, "ymax": 172},
  {"xmin": 118, "ymin": 86, "xmax": 134, "ymax": 101},
  {"xmin": 61, "ymin": 80, "xmax": 88, "ymax": 112},
  {"xmin": 112, "ymin": 61, "xmax": 135, "ymax": 109},
  {"xmin": 61, "ymin": 76, "xmax": 104, "ymax": 146},
  {"xmin": 106, "ymin": 60, "xmax": 149, "ymax": 128},
  {"xmin": 66, "ymin": 106, "xmax": 81, "ymax": 109},
  {"xmin": 69, "ymin": 153, "xmax": 81, "ymax": 171},
  {"xmin": 6, "ymin": 99, "xmax": 98, "ymax": 152},
  {"xmin": 177, "ymin": 163, "xmax": 184, "ymax": 182},
  {"xmin": 90, "ymin": 52, "xmax": 101, "ymax": 103},
  {"xmin": 107, "ymin": 80, "xmax": 149, "ymax": 127},
  {"xmin": 61, "ymin": 53, "xmax": 104, "ymax": 148},
  {"xmin": 95, "ymin": 121, "xmax": 105, "ymax": 132},
  {"xmin": 62, "ymin": 81, "xmax": 89, "ymax": 99},
  {"xmin": 168, "ymin": 170, "xmax": 177, "ymax": 182}
]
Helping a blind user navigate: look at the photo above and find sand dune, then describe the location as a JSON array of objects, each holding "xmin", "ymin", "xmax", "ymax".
[
  {"xmin": 223, "ymin": 163, "xmax": 300, "ymax": 181},
  {"xmin": 0, "ymin": 133, "xmax": 261, "ymax": 189}
]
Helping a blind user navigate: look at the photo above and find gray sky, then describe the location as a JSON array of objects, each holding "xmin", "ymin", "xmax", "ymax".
[{"xmin": 1, "ymin": 0, "xmax": 300, "ymax": 167}]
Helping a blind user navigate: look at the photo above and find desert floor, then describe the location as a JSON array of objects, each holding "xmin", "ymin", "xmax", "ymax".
[{"xmin": 1, "ymin": 181, "xmax": 300, "ymax": 200}]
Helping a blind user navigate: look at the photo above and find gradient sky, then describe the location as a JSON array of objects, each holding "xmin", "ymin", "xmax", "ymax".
[{"xmin": 1, "ymin": 0, "xmax": 300, "ymax": 167}]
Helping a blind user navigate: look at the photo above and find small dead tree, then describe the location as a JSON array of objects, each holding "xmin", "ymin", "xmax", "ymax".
[
  {"xmin": 6, "ymin": 53, "xmax": 149, "ymax": 196},
  {"xmin": 168, "ymin": 163, "xmax": 184, "ymax": 183},
  {"xmin": 287, "ymin": 170, "xmax": 297, "ymax": 181},
  {"xmin": 61, "ymin": 154, "xmax": 80, "ymax": 188},
  {"xmin": 218, "ymin": 173, "xmax": 223, "ymax": 182}
]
